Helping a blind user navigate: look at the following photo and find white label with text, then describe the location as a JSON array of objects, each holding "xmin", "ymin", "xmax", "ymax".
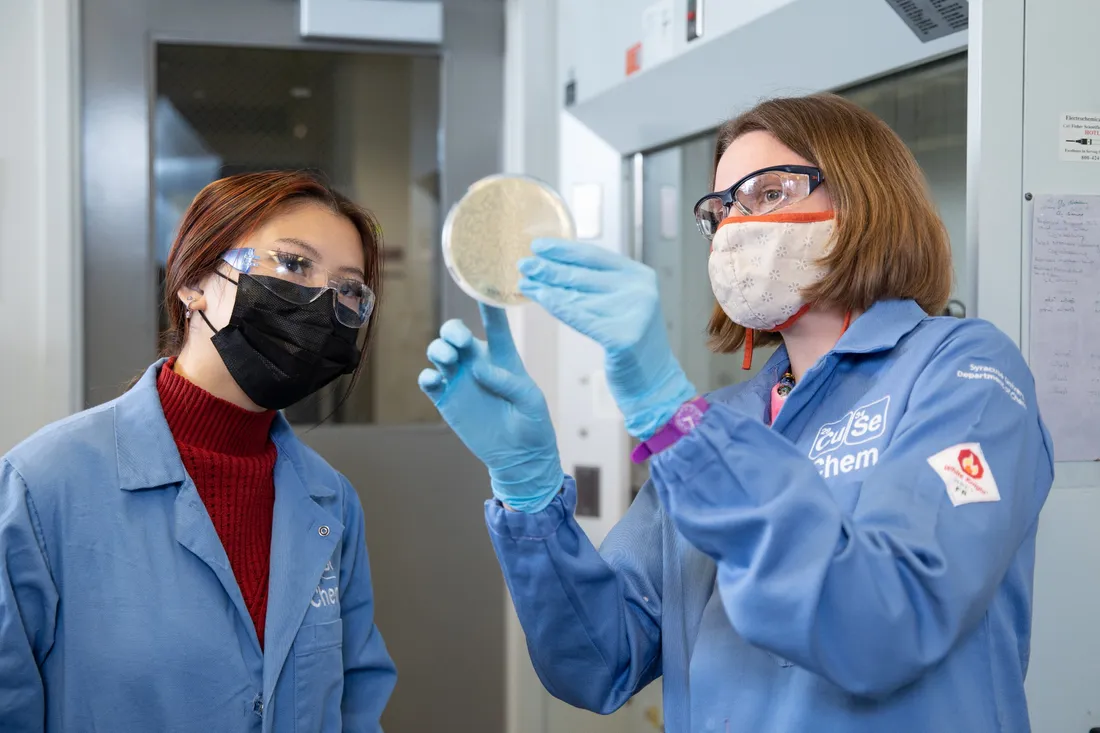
[
  {"xmin": 809, "ymin": 396, "xmax": 890, "ymax": 479},
  {"xmin": 311, "ymin": 559, "xmax": 340, "ymax": 608},
  {"xmin": 956, "ymin": 364, "xmax": 1027, "ymax": 408}
]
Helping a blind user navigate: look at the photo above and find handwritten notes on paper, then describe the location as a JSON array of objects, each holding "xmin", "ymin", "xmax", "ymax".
[{"xmin": 1030, "ymin": 194, "xmax": 1100, "ymax": 462}]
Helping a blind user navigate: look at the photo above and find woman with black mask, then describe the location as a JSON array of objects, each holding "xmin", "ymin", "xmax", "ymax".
[{"xmin": 0, "ymin": 171, "xmax": 396, "ymax": 732}]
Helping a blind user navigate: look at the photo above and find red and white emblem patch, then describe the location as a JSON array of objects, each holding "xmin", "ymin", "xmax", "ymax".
[{"xmin": 927, "ymin": 443, "xmax": 1000, "ymax": 507}]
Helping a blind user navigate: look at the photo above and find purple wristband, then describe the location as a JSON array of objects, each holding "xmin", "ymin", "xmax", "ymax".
[{"xmin": 630, "ymin": 397, "xmax": 710, "ymax": 464}]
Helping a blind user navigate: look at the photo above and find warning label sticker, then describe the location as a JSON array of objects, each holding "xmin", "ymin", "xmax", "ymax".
[
  {"xmin": 1060, "ymin": 112, "xmax": 1100, "ymax": 163},
  {"xmin": 884, "ymin": 0, "xmax": 969, "ymax": 43}
]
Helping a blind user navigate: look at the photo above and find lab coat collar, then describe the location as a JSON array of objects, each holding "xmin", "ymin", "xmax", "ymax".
[
  {"xmin": 832, "ymin": 298, "xmax": 928, "ymax": 355},
  {"xmin": 115, "ymin": 360, "xmax": 189, "ymax": 491},
  {"xmin": 269, "ymin": 415, "xmax": 337, "ymax": 499},
  {"xmin": 115, "ymin": 359, "xmax": 335, "ymax": 498},
  {"xmin": 707, "ymin": 299, "xmax": 928, "ymax": 417}
]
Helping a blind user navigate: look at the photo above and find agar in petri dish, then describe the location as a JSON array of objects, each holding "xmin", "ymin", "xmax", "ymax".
[{"xmin": 442, "ymin": 174, "xmax": 576, "ymax": 307}]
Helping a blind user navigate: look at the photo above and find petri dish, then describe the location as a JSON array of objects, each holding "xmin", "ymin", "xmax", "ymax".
[{"xmin": 442, "ymin": 174, "xmax": 576, "ymax": 307}]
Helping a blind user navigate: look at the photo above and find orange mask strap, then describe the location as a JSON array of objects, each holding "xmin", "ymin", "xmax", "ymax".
[
  {"xmin": 742, "ymin": 329, "xmax": 754, "ymax": 370},
  {"xmin": 739, "ymin": 306, "xmax": 848, "ymax": 372},
  {"xmin": 764, "ymin": 304, "xmax": 813, "ymax": 334},
  {"xmin": 741, "ymin": 303, "xmax": 815, "ymax": 371}
]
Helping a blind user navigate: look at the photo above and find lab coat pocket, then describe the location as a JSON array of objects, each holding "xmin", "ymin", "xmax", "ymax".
[{"xmin": 293, "ymin": 619, "xmax": 344, "ymax": 733}]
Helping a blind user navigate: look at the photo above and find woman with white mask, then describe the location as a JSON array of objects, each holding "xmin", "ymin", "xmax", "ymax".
[{"xmin": 419, "ymin": 94, "xmax": 1053, "ymax": 732}]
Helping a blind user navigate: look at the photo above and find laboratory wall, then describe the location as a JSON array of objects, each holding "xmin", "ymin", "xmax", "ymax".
[
  {"xmin": 558, "ymin": 0, "xmax": 827, "ymax": 108},
  {"xmin": 0, "ymin": 0, "xmax": 82, "ymax": 454},
  {"xmin": 557, "ymin": 0, "xmax": 967, "ymax": 153}
]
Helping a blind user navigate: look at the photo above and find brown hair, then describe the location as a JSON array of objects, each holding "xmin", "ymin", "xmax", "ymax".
[
  {"xmin": 162, "ymin": 170, "xmax": 383, "ymax": 383},
  {"xmin": 706, "ymin": 93, "xmax": 952, "ymax": 353}
]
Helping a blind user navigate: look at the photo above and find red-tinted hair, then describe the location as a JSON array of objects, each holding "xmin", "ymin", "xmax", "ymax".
[{"xmin": 162, "ymin": 170, "xmax": 384, "ymax": 377}]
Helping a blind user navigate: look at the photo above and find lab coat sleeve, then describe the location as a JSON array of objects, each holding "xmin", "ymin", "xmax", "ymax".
[
  {"xmin": 0, "ymin": 460, "xmax": 57, "ymax": 731},
  {"xmin": 338, "ymin": 478, "xmax": 397, "ymax": 731},
  {"xmin": 485, "ymin": 478, "xmax": 663, "ymax": 714},
  {"xmin": 651, "ymin": 321, "xmax": 1054, "ymax": 697}
]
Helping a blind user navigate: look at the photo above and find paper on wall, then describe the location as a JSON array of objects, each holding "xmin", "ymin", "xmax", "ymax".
[{"xmin": 1029, "ymin": 193, "xmax": 1100, "ymax": 461}]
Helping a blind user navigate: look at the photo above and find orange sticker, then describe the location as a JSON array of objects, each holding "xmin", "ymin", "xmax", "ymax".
[{"xmin": 626, "ymin": 43, "xmax": 642, "ymax": 76}]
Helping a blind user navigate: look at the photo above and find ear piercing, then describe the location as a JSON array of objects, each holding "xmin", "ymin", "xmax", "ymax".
[{"xmin": 185, "ymin": 296, "xmax": 194, "ymax": 320}]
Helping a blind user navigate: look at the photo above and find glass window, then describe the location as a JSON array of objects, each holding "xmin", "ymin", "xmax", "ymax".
[{"xmin": 154, "ymin": 44, "xmax": 442, "ymax": 424}]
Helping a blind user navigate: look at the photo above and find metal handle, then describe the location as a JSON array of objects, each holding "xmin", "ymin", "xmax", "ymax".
[{"xmin": 943, "ymin": 299, "xmax": 966, "ymax": 318}]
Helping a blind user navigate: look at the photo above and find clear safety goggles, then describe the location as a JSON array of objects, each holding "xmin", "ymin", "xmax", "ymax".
[
  {"xmin": 693, "ymin": 165, "xmax": 825, "ymax": 240},
  {"xmin": 222, "ymin": 247, "xmax": 376, "ymax": 328}
]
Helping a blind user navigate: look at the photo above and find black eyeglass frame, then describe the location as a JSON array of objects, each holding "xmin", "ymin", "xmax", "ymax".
[{"xmin": 692, "ymin": 164, "xmax": 826, "ymax": 239}]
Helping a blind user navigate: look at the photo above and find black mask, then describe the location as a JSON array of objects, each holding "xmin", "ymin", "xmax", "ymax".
[{"xmin": 199, "ymin": 273, "xmax": 362, "ymax": 410}]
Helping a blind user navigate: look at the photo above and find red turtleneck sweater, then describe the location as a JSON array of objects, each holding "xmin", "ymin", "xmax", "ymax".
[{"xmin": 157, "ymin": 360, "xmax": 277, "ymax": 648}]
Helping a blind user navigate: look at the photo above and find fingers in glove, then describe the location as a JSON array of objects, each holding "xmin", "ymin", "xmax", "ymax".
[
  {"xmin": 518, "ymin": 279, "xmax": 601, "ymax": 329},
  {"xmin": 519, "ymin": 257, "xmax": 612, "ymax": 292},
  {"xmin": 439, "ymin": 319, "xmax": 475, "ymax": 351},
  {"xmin": 519, "ymin": 280, "xmax": 567, "ymax": 318},
  {"xmin": 417, "ymin": 368, "xmax": 446, "ymax": 398},
  {"xmin": 479, "ymin": 303, "xmax": 524, "ymax": 373},
  {"xmin": 426, "ymin": 338, "xmax": 461, "ymax": 377},
  {"xmin": 531, "ymin": 237, "xmax": 635, "ymax": 271},
  {"xmin": 471, "ymin": 360, "xmax": 536, "ymax": 408}
]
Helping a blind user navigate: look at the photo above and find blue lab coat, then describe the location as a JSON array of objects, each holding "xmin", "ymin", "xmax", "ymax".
[
  {"xmin": 487, "ymin": 299, "xmax": 1054, "ymax": 732},
  {"xmin": 0, "ymin": 361, "xmax": 396, "ymax": 732}
]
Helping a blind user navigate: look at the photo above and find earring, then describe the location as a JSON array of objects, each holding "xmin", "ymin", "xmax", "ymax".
[{"xmin": 185, "ymin": 295, "xmax": 194, "ymax": 320}]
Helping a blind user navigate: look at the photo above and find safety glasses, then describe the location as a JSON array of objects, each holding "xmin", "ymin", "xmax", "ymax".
[
  {"xmin": 693, "ymin": 165, "xmax": 825, "ymax": 240},
  {"xmin": 222, "ymin": 247, "xmax": 376, "ymax": 328}
]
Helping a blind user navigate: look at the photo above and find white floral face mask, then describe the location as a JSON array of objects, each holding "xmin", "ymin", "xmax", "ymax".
[{"xmin": 707, "ymin": 211, "xmax": 836, "ymax": 331}]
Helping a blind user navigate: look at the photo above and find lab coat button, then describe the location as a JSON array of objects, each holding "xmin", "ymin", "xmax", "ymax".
[{"xmin": 318, "ymin": 525, "xmax": 330, "ymax": 537}]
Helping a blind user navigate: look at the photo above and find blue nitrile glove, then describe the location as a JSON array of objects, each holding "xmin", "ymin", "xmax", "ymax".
[
  {"xmin": 418, "ymin": 303, "xmax": 564, "ymax": 513},
  {"xmin": 518, "ymin": 238, "xmax": 696, "ymax": 440}
]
